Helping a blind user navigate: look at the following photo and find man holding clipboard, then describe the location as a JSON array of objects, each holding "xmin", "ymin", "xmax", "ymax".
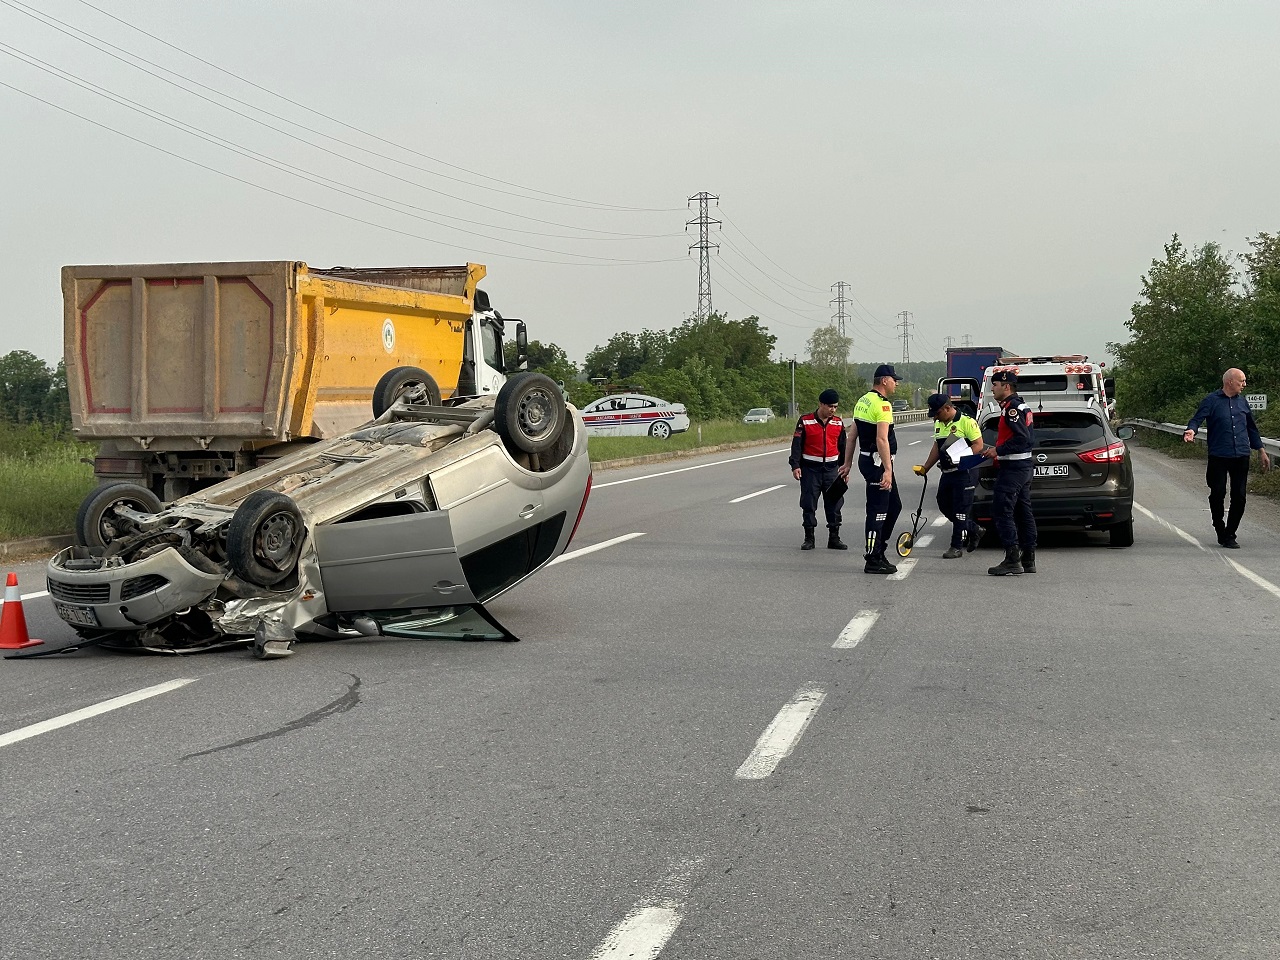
[{"xmin": 914, "ymin": 392, "xmax": 987, "ymax": 559}]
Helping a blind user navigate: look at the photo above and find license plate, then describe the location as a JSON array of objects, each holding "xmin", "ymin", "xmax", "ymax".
[
  {"xmin": 1034, "ymin": 465, "xmax": 1069, "ymax": 478},
  {"xmin": 54, "ymin": 601, "xmax": 100, "ymax": 627}
]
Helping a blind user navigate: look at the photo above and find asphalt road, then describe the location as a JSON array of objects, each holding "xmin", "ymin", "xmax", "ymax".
[{"xmin": 3, "ymin": 423, "xmax": 1279, "ymax": 959}]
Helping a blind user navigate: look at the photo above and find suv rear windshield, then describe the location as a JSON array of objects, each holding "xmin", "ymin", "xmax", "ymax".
[{"xmin": 981, "ymin": 411, "xmax": 1106, "ymax": 448}]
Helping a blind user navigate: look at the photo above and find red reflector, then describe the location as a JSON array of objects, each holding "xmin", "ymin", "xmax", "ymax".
[
  {"xmin": 1077, "ymin": 442, "xmax": 1125, "ymax": 464},
  {"xmin": 1096, "ymin": 512, "xmax": 1114, "ymax": 518},
  {"xmin": 94, "ymin": 457, "xmax": 144, "ymax": 474}
]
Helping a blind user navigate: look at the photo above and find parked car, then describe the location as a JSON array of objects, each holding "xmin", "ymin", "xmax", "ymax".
[
  {"xmin": 891, "ymin": 399, "xmax": 911, "ymax": 413},
  {"xmin": 36, "ymin": 371, "xmax": 592, "ymax": 659},
  {"xmin": 742, "ymin": 407, "xmax": 777, "ymax": 424},
  {"xmin": 971, "ymin": 408, "xmax": 1135, "ymax": 547},
  {"xmin": 579, "ymin": 394, "xmax": 690, "ymax": 439}
]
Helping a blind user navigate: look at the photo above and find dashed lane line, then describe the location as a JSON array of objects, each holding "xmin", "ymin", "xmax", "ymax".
[
  {"xmin": 1133, "ymin": 502, "xmax": 1205, "ymax": 551},
  {"xmin": 834, "ymin": 610, "xmax": 878, "ymax": 649},
  {"xmin": 931, "ymin": 516, "xmax": 948, "ymax": 528},
  {"xmin": 888, "ymin": 558, "xmax": 917, "ymax": 581},
  {"xmin": 594, "ymin": 449, "xmax": 784, "ymax": 489},
  {"xmin": 735, "ymin": 685, "xmax": 826, "ymax": 780},
  {"xmin": 915, "ymin": 534, "xmax": 934, "ymax": 549},
  {"xmin": 729, "ymin": 483, "xmax": 785, "ymax": 503},
  {"xmin": 0, "ymin": 679, "xmax": 196, "ymax": 749},
  {"xmin": 548, "ymin": 533, "xmax": 646, "ymax": 566},
  {"xmin": 590, "ymin": 862, "xmax": 700, "ymax": 959}
]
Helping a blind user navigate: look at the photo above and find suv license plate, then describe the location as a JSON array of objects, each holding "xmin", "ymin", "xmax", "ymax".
[
  {"xmin": 1034, "ymin": 465, "xmax": 1069, "ymax": 478},
  {"xmin": 54, "ymin": 601, "xmax": 100, "ymax": 627}
]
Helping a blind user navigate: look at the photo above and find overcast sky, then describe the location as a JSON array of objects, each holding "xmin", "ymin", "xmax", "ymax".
[{"xmin": 4, "ymin": 0, "xmax": 1279, "ymax": 374}]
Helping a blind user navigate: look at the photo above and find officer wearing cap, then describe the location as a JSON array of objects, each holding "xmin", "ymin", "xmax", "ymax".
[
  {"xmin": 842, "ymin": 365, "xmax": 901, "ymax": 574},
  {"xmin": 982, "ymin": 369, "xmax": 1038, "ymax": 575},
  {"xmin": 789, "ymin": 388, "xmax": 848, "ymax": 550},
  {"xmin": 914, "ymin": 393, "xmax": 987, "ymax": 558}
]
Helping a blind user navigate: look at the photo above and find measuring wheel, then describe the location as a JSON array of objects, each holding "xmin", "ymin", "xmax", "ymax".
[{"xmin": 896, "ymin": 532, "xmax": 915, "ymax": 557}]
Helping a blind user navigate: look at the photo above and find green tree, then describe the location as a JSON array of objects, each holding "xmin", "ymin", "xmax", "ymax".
[
  {"xmin": 504, "ymin": 339, "xmax": 578, "ymax": 385},
  {"xmin": 807, "ymin": 325, "xmax": 852, "ymax": 373},
  {"xmin": 582, "ymin": 329, "xmax": 668, "ymax": 382},
  {"xmin": 0, "ymin": 350, "xmax": 55, "ymax": 424},
  {"xmin": 663, "ymin": 313, "xmax": 777, "ymax": 371},
  {"xmin": 1240, "ymin": 232, "xmax": 1280, "ymax": 394}
]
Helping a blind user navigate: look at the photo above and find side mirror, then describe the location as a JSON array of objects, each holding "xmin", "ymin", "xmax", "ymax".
[
  {"xmin": 1116, "ymin": 424, "xmax": 1135, "ymax": 440},
  {"xmin": 515, "ymin": 321, "xmax": 529, "ymax": 369},
  {"xmin": 1104, "ymin": 377, "xmax": 1116, "ymax": 396}
]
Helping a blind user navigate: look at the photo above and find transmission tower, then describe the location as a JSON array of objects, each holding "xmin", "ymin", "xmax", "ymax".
[
  {"xmin": 686, "ymin": 192, "xmax": 721, "ymax": 319},
  {"xmin": 829, "ymin": 282, "xmax": 851, "ymax": 339},
  {"xmin": 961, "ymin": 333, "xmax": 973, "ymax": 348},
  {"xmin": 943, "ymin": 336, "xmax": 955, "ymax": 350},
  {"xmin": 897, "ymin": 311, "xmax": 914, "ymax": 385}
]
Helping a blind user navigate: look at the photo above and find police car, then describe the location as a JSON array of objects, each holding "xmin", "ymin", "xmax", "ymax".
[
  {"xmin": 970, "ymin": 356, "xmax": 1135, "ymax": 546},
  {"xmin": 579, "ymin": 394, "xmax": 691, "ymax": 439}
]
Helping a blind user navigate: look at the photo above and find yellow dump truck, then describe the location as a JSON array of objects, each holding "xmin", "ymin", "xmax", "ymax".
[{"xmin": 63, "ymin": 261, "xmax": 527, "ymax": 497}]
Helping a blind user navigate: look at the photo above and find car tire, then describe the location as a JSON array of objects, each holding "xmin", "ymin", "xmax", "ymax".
[
  {"xmin": 495, "ymin": 372, "xmax": 566, "ymax": 454},
  {"xmin": 75, "ymin": 482, "xmax": 163, "ymax": 549},
  {"xmin": 1108, "ymin": 519, "xmax": 1134, "ymax": 548},
  {"xmin": 372, "ymin": 366, "xmax": 441, "ymax": 418},
  {"xmin": 649, "ymin": 420, "xmax": 672, "ymax": 440},
  {"xmin": 226, "ymin": 491, "xmax": 305, "ymax": 587}
]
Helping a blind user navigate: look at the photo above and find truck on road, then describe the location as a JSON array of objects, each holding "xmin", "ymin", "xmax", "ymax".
[{"xmin": 63, "ymin": 261, "xmax": 527, "ymax": 498}]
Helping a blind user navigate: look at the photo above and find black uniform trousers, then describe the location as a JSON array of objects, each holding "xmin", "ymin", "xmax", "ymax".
[
  {"xmin": 937, "ymin": 468, "xmax": 978, "ymax": 549},
  {"xmin": 799, "ymin": 463, "xmax": 844, "ymax": 531},
  {"xmin": 992, "ymin": 460, "xmax": 1036, "ymax": 550},
  {"xmin": 1207, "ymin": 455, "xmax": 1250, "ymax": 537},
  {"xmin": 858, "ymin": 456, "xmax": 902, "ymax": 558}
]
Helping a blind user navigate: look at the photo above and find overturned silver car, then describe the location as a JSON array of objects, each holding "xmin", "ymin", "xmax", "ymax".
[{"xmin": 39, "ymin": 371, "xmax": 591, "ymax": 659}]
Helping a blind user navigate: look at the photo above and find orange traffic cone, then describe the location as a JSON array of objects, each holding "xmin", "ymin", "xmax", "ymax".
[{"xmin": 0, "ymin": 573, "xmax": 43, "ymax": 649}]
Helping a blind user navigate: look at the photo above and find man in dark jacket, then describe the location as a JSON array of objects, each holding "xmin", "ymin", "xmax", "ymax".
[
  {"xmin": 790, "ymin": 389, "xmax": 848, "ymax": 550},
  {"xmin": 1184, "ymin": 368, "xmax": 1272, "ymax": 547}
]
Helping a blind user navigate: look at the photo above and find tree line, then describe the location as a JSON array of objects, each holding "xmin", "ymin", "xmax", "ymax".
[
  {"xmin": 1110, "ymin": 232, "xmax": 1280, "ymax": 434},
  {"xmin": 0, "ymin": 351, "xmax": 71, "ymax": 429}
]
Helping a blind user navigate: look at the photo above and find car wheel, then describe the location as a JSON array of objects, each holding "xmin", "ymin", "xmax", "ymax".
[
  {"xmin": 649, "ymin": 420, "xmax": 672, "ymax": 440},
  {"xmin": 372, "ymin": 366, "xmax": 441, "ymax": 418},
  {"xmin": 226, "ymin": 491, "xmax": 305, "ymax": 587},
  {"xmin": 495, "ymin": 372, "xmax": 567, "ymax": 454},
  {"xmin": 1108, "ymin": 518, "xmax": 1134, "ymax": 548},
  {"xmin": 75, "ymin": 482, "xmax": 163, "ymax": 550}
]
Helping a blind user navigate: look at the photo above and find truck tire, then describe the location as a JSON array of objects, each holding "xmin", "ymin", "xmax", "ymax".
[
  {"xmin": 226, "ymin": 491, "xmax": 305, "ymax": 587},
  {"xmin": 495, "ymin": 372, "xmax": 567, "ymax": 455},
  {"xmin": 75, "ymin": 482, "xmax": 163, "ymax": 550},
  {"xmin": 372, "ymin": 366, "xmax": 441, "ymax": 418}
]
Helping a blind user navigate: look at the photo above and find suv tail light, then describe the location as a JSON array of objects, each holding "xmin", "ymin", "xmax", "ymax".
[{"xmin": 1078, "ymin": 441, "xmax": 1125, "ymax": 464}]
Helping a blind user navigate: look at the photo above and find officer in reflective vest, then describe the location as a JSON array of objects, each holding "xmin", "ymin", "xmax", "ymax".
[
  {"xmin": 842, "ymin": 365, "xmax": 901, "ymax": 574},
  {"xmin": 982, "ymin": 370, "xmax": 1038, "ymax": 575},
  {"xmin": 789, "ymin": 388, "xmax": 848, "ymax": 550},
  {"xmin": 915, "ymin": 392, "xmax": 986, "ymax": 558}
]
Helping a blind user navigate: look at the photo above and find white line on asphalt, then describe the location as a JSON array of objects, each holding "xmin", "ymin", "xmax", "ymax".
[
  {"xmin": 21, "ymin": 590, "xmax": 49, "ymax": 602},
  {"xmin": 931, "ymin": 516, "xmax": 948, "ymax": 527},
  {"xmin": 548, "ymin": 533, "xmax": 646, "ymax": 566},
  {"xmin": 908, "ymin": 439, "xmax": 923, "ymax": 445},
  {"xmin": 1133, "ymin": 502, "xmax": 1205, "ymax": 550},
  {"xmin": 591, "ymin": 902, "xmax": 683, "ymax": 959},
  {"xmin": 593, "ymin": 449, "xmax": 784, "ymax": 488},
  {"xmin": 729, "ymin": 484, "xmax": 786, "ymax": 504},
  {"xmin": 834, "ymin": 610, "xmax": 879, "ymax": 648},
  {"xmin": 1224, "ymin": 558, "xmax": 1280, "ymax": 601},
  {"xmin": 916, "ymin": 534, "xmax": 934, "ymax": 549},
  {"xmin": 888, "ymin": 558, "xmax": 917, "ymax": 581},
  {"xmin": 735, "ymin": 685, "xmax": 826, "ymax": 780},
  {"xmin": 0, "ymin": 679, "xmax": 196, "ymax": 749}
]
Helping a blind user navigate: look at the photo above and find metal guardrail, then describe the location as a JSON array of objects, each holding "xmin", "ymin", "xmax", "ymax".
[{"xmin": 1125, "ymin": 418, "xmax": 1280, "ymax": 457}]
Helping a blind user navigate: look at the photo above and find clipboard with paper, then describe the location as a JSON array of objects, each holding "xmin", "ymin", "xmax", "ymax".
[{"xmin": 943, "ymin": 436, "xmax": 971, "ymax": 465}]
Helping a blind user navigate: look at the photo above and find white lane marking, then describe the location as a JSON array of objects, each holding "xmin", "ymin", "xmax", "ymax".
[
  {"xmin": 21, "ymin": 590, "xmax": 49, "ymax": 602},
  {"xmin": 835, "ymin": 610, "xmax": 878, "ymax": 649},
  {"xmin": 548, "ymin": 532, "xmax": 645, "ymax": 566},
  {"xmin": 594, "ymin": 449, "xmax": 784, "ymax": 488},
  {"xmin": 735, "ymin": 685, "xmax": 825, "ymax": 780},
  {"xmin": 729, "ymin": 483, "xmax": 786, "ymax": 504},
  {"xmin": 908, "ymin": 439, "xmax": 923, "ymax": 445},
  {"xmin": 1133, "ymin": 502, "xmax": 1205, "ymax": 550},
  {"xmin": 0, "ymin": 679, "xmax": 196, "ymax": 749},
  {"xmin": 591, "ymin": 903, "xmax": 682, "ymax": 959},
  {"xmin": 916, "ymin": 534, "xmax": 934, "ymax": 549},
  {"xmin": 931, "ymin": 516, "xmax": 948, "ymax": 527},
  {"xmin": 888, "ymin": 558, "xmax": 917, "ymax": 581},
  {"xmin": 1224, "ymin": 558, "xmax": 1280, "ymax": 601}
]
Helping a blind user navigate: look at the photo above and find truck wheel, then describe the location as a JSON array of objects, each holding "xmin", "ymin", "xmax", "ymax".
[
  {"xmin": 75, "ymin": 482, "xmax": 163, "ymax": 549},
  {"xmin": 495, "ymin": 372, "xmax": 567, "ymax": 455},
  {"xmin": 372, "ymin": 366, "xmax": 441, "ymax": 418},
  {"xmin": 227, "ymin": 491, "xmax": 305, "ymax": 587}
]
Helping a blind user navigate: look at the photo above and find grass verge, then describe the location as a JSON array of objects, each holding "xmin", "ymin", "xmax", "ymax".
[
  {"xmin": 0, "ymin": 424, "xmax": 96, "ymax": 540},
  {"xmin": 586, "ymin": 418, "xmax": 793, "ymax": 461}
]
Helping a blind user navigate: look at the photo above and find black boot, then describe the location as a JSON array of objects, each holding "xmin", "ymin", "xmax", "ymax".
[
  {"xmin": 987, "ymin": 545, "xmax": 1023, "ymax": 576},
  {"xmin": 801, "ymin": 527, "xmax": 816, "ymax": 551},
  {"xmin": 827, "ymin": 529, "xmax": 848, "ymax": 550},
  {"xmin": 1021, "ymin": 548, "xmax": 1036, "ymax": 573}
]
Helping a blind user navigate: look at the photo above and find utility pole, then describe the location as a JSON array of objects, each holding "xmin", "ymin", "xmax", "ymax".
[
  {"xmin": 789, "ymin": 356, "xmax": 797, "ymax": 418},
  {"xmin": 686, "ymin": 192, "xmax": 721, "ymax": 320},
  {"xmin": 897, "ymin": 310, "xmax": 914, "ymax": 384}
]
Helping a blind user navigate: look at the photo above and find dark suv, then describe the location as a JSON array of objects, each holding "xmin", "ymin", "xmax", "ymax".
[{"xmin": 971, "ymin": 408, "xmax": 1135, "ymax": 547}]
